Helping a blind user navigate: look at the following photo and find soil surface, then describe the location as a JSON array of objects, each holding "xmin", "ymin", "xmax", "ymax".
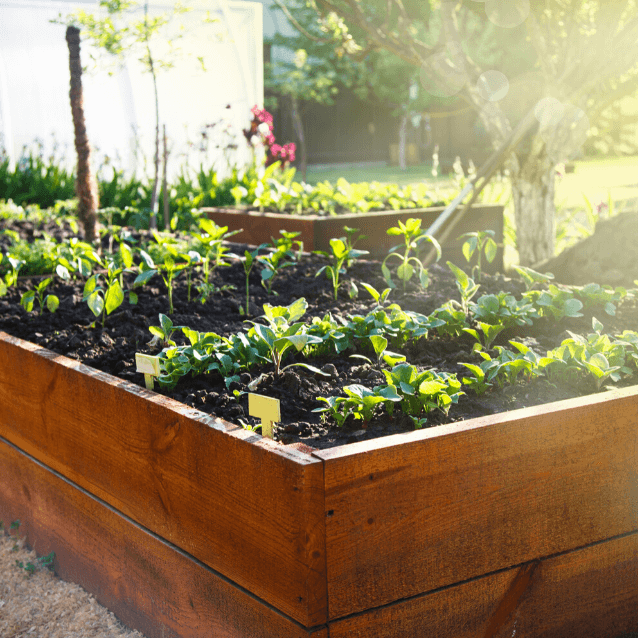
[{"xmin": 1, "ymin": 218, "xmax": 638, "ymax": 449}]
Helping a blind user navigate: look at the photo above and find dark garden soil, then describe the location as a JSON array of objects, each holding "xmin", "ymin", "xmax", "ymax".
[{"xmin": 1, "ymin": 218, "xmax": 638, "ymax": 450}]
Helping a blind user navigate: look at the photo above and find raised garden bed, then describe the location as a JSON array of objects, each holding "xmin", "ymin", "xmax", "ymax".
[
  {"xmin": 1, "ymin": 218, "xmax": 638, "ymax": 636},
  {"xmin": 203, "ymin": 204, "xmax": 504, "ymax": 270},
  {"xmin": 1, "ymin": 332, "xmax": 638, "ymax": 637}
]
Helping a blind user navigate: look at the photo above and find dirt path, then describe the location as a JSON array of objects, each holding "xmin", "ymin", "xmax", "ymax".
[{"xmin": 0, "ymin": 530, "xmax": 144, "ymax": 638}]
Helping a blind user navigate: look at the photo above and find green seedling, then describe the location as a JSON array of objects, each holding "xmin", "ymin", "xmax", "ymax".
[
  {"xmin": 83, "ymin": 260, "xmax": 126, "ymax": 327},
  {"xmin": 460, "ymin": 358, "xmax": 501, "ymax": 395},
  {"xmin": 360, "ymin": 282, "xmax": 392, "ymax": 308},
  {"xmin": 240, "ymin": 244, "xmax": 267, "ymax": 315},
  {"xmin": 20, "ymin": 277, "xmax": 59, "ymax": 315},
  {"xmin": 248, "ymin": 298, "xmax": 327, "ymax": 377},
  {"xmin": 470, "ymin": 292, "xmax": 538, "ymax": 329},
  {"xmin": 149, "ymin": 313, "xmax": 184, "ymax": 347},
  {"xmin": 463, "ymin": 322, "xmax": 506, "ymax": 350},
  {"xmin": 315, "ymin": 237, "xmax": 369, "ymax": 300},
  {"xmin": 342, "ymin": 225, "xmax": 365, "ymax": 266},
  {"xmin": 349, "ymin": 334, "xmax": 406, "ymax": 369},
  {"xmin": 5, "ymin": 256, "xmax": 25, "ymax": 287},
  {"xmin": 258, "ymin": 245, "xmax": 295, "ymax": 295},
  {"xmin": 524, "ymin": 285, "xmax": 584, "ymax": 321},
  {"xmin": 513, "ymin": 265, "xmax": 555, "ymax": 291},
  {"xmin": 447, "ymin": 262, "xmax": 480, "ymax": 315},
  {"xmin": 180, "ymin": 250, "xmax": 202, "ymax": 302},
  {"xmin": 382, "ymin": 218, "xmax": 441, "ymax": 291},
  {"xmin": 15, "ymin": 560, "xmax": 36, "ymax": 577},
  {"xmin": 458, "ymin": 230, "xmax": 497, "ymax": 281}
]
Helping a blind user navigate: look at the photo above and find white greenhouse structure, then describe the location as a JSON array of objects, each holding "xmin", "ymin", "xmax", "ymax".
[{"xmin": 0, "ymin": 0, "xmax": 264, "ymax": 178}]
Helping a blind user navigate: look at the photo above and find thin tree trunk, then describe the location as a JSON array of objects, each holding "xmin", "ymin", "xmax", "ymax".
[
  {"xmin": 65, "ymin": 26, "xmax": 99, "ymax": 243},
  {"xmin": 398, "ymin": 110, "xmax": 408, "ymax": 171},
  {"xmin": 510, "ymin": 151, "xmax": 557, "ymax": 266},
  {"xmin": 145, "ymin": 2, "xmax": 160, "ymax": 230},
  {"xmin": 290, "ymin": 96, "xmax": 307, "ymax": 180},
  {"xmin": 162, "ymin": 124, "xmax": 169, "ymax": 231}
]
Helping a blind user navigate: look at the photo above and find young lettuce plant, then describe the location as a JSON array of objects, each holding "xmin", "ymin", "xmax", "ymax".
[
  {"xmin": 315, "ymin": 237, "xmax": 369, "ymax": 300},
  {"xmin": 258, "ymin": 244, "xmax": 295, "ymax": 295},
  {"xmin": 382, "ymin": 218, "xmax": 441, "ymax": 291},
  {"xmin": 247, "ymin": 298, "xmax": 328, "ymax": 377},
  {"xmin": 20, "ymin": 278, "xmax": 59, "ymax": 315},
  {"xmin": 458, "ymin": 230, "xmax": 497, "ymax": 282}
]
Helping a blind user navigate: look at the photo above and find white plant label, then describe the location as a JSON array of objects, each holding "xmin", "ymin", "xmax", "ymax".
[{"xmin": 135, "ymin": 353, "xmax": 160, "ymax": 390}]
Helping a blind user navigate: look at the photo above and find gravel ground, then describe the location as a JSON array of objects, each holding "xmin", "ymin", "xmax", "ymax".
[{"xmin": 0, "ymin": 531, "xmax": 144, "ymax": 638}]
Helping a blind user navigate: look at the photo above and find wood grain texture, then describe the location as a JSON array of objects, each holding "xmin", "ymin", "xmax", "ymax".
[
  {"xmin": 315, "ymin": 386, "xmax": 638, "ymax": 618},
  {"xmin": 0, "ymin": 439, "xmax": 329, "ymax": 638},
  {"xmin": 328, "ymin": 533, "xmax": 638, "ymax": 638},
  {"xmin": 0, "ymin": 333, "xmax": 327, "ymax": 626}
]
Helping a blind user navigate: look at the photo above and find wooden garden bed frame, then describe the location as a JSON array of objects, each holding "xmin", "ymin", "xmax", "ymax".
[
  {"xmin": 202, "ymin": 204, "xmax": 504, "ymax": 272},
  {"xmin": 1, "ymin": 330, "xmax": 638, "ymax": 637}
]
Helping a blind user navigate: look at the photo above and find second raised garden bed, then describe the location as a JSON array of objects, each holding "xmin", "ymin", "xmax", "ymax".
[
  {"xmin": 1, "ymin": 328, "xmax": 637, "ymax": 637},
  {"xmin": 203, "ymin": 204, "xmax": 504, "ymax": 271}
]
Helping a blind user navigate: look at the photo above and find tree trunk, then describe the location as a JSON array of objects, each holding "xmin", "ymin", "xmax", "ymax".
[
  {"xmin": 398, "ymin": 110, "xmax": 408, "ymax": 171},
  {"xmin": 145, "ymin": 2, "xmax": 160, "ymax": 231},
  {"xmin": 290, "ymin": 96, "xmax": 307, "ymax": 180},
  {"xmin": 65, "ymin": 26, "xmax": 99, "ymax": 243},
  {"xmin": 510, "ymin": 150, "xmax": 557, "ymax": 266},
  {"xmin": 162, "ymin": 124, "xmax": 170, "ymax": 231}
]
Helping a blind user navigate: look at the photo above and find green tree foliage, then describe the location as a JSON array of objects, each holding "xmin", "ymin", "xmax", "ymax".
[{"xmin": 299, "ymin": 0, "xmax": 638, "ymax": 265}]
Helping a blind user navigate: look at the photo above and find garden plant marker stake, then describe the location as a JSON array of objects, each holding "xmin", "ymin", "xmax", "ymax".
[
  {"xmin": 135, "ymin": 353, "xmax": 160, "ymax": 390},
  {"xmin": 248, "ymin": 393, "xmax": 280, "ymax": 439}
]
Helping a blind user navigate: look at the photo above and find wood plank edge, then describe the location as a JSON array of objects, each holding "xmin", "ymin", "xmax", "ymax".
[
  {"xmin": 0, "ymin": 435, "xmax": 328, "ymax": 636},
  {"xmin": 327, "ymin": 528, "xmax": 638, "ymax": 625},
  {"xmin": 0, "ymin": 331, "xmax": 316, "ymax": 466},
  {"xmin": 313, "ymin": 384, "xmax": 638, "ymax": 460}
]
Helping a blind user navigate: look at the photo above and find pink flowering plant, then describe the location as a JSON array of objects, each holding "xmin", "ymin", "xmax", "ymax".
[{"xmin": 243, "ymin": 106, "xmax": 296, "ymax": 169}]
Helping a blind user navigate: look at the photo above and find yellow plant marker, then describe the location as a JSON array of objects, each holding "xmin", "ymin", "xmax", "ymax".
[
  {"xmin": 248, "ymin": 393, "xmax": 280, "ymax": 439},
  {"xmin": 135, "ymin": 353, "xmax": 160, "ymax": 390}
]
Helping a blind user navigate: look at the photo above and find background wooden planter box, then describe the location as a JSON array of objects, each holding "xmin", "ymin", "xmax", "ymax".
[
  {"xmin": 1, "ymin": 330, "xmax": 638, "ymax": 637},
  {"xmin": 202, "ymin": 204, "xmax": 504, "ymax": 272}
]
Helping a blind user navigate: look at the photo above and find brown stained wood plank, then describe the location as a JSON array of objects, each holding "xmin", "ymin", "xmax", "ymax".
[
  {"xmin": 315, "ymin": 386, "xmax": 638, "ymax": 618},
  {"xmin": 0, "ymin": 333, "xmax": 327, "ymax": 626},
  {"xmin": 0, "ymin": 439, "xmax": 329, "ymax": 638},
  {"xmin": 328, "ymin": 533, "xmax": 638, "ymax": 638}
]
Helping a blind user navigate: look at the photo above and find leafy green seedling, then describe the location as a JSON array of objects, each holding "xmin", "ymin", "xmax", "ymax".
[
  {"xmin": 447, "ymin": 262, "xmax": 479, "ymax": 315},
  {"xmin": 315, "ymin": 237, "xmax": 369, "ymax": 300},
  {"xmin": 513, "ymin": 265, "xmax": 555, "ymax": 291},
  {"xmin": 463, "ymin": 322, "xmax": 506, "ymax": 350},
  {"xmin": 240, "ymin": 244, "xmax": 268, "ymax": 315},
  {"xmin": 258, "ymin": 245, "xmax": 295, "ymax": 295},
  {"xmin": 460, "ymin": 359, "xmax": 500, "ymax": 395},
  {"xmin": 350, "ymin": 335, "xmax": 406, "ymax": 369},
  {"xmin": 382, "ymin": 218, "xmax": 441, "ymax": 291},
  {"xmin": 458, "ymin": 230, "xmax": 497, "ymax": 281},
  {"xmin": 180, "ymin": 250, "xmax": 202, "ymax": 302},
  {"xmin": 148, "ymin": 313, "xmax": 184, "ymax": 347},
  {"xmin": 15, "ymin": 560, "xmax": 37, "ymax": 577},
  {"xmin": 20, "ymin": 278, "xmax": 59, "ymax": 315},
  {"xmin": 5, "ymin": 256, "xmax": 25, "ymax": 287},
  {"xmin": 360, "ymin": 282, "xmax": 392, "ymax": 308},
  {"xmin": 248, "ymin": 298, "xmax": 327, "ymax": 376},
  {"xmin": 84, "ymin": 261, "xmax": 125, "ymax": 327}
]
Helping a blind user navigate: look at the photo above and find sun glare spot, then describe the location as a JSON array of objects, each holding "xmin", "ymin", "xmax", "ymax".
[
  {"xmin": 477, "ymin": 70, "xmax": 509, "ymax": 101},
  {"xmin": 485, "ymin": 0, "xmax": 530, "ymax": 28},
  {"xmin": 419, "ymin": 41, "xmax": 466, "ymax": 98}
]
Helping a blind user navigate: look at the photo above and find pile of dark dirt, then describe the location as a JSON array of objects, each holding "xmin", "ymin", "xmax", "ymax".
[{"xmin": 539, "ymin": 212, "xmax": 638, "ymax": 286}]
